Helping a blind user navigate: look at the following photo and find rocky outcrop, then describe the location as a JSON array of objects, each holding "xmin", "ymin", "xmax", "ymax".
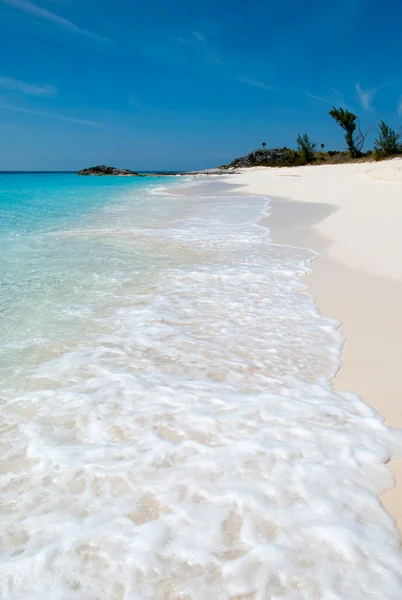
[
  {"xmin": 77, "ymin": 165, "xmax": 198, "ymax": 177},
  {"xmin": 77, "ymin": 165, "xmax": 226, "ymax": 177},
  {"xmin": 187, "ymin": 168, "xmax": 226, "ymax": 175},
  {"xmin": 78, "ymin": 165, "xmax": 139, "ymax": 176},
  {"xmin": 222, "ymin": 148, "xmax": 299, "ymax": 169}
]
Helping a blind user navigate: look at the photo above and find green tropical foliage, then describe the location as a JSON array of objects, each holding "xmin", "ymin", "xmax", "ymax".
[
  {"xmin": 374, "ymin": 121, "xmax": 401, "ymax": 159},
  {"xmin": 329, "ymin": 107, "xmax": 362, "ymax": 158},
  {"xmin": 296, "ymin": 133, "xmax": 316, "ymax": 164},
  {"xmin": 223, "ymin": 107, "xmax": 402, "ymax": 168}
]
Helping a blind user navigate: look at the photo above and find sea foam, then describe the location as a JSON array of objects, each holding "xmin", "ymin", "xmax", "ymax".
[{"xmin": 1, "ymin": 181, "xmax": 401, "ymax": 599}]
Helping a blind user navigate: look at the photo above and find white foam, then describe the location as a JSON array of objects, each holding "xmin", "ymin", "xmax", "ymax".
[{"xmin": 1, "ymin": 189, "xmax": 402, "ymax": 599}]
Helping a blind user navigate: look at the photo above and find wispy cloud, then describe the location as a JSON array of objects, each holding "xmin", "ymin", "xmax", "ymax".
[
  {"xmin": 2, "ymin": 0, "xmax": 109, "ymax": 41},
  {"xmin": 305, "ymin": 92, "xmax": 332, "ymax": 106},
  {"xmin": 0, "ymin": 103, "xmax": 105, "ymax": 127},
  {"xmin": 305, "ymin": 90, "xmax": 348, "ymax": 109},
  {"xmin": 0, "ymin": 75, "xmax": 57, "ymax": 97},
  {"xmin": 205, "ymin": 50, "xmax": 224, "ymax": 66},
  {"xmin": 178, "ymin": 30, "xmax": 224, "ymax": 66},
  {"xmin": 236, "ymin": 76, "xmax": 276, "ymax": 92},
  {"xmin": 192, "ymin": 30, "xmax": 205, "ymax": 42},
  {"xmin": 178, "ymin": 31, "xmax": 279, "ymax": 91},
  {"xmin": 355, "ymin": 83, "xmax": 377, "ymax": 110}
]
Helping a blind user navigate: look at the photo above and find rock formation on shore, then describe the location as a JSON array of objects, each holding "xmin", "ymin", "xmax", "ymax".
[{"xmin": 222, "ymin": 148, "xmax": 300, "ymax": 169}]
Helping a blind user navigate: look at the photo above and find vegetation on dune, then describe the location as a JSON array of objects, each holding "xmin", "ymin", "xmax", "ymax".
[
  {"xmin": 226, "ymin": 147, "xmax": 299, "ymax": 169},
  {"xmin": 221, "ymin": 105, "xmax": 401, "ymax": 169},
  {"xmin": 296, "ymin": 133, "xmax": 316, "ymax": 164},
  {"xmin": 374, "ymin": 121, "xmax": 402, "ymax": 159}
]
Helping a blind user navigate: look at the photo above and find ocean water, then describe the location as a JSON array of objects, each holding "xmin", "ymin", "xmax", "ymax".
[{"xmin": 0, "ymin": 173, "xmax": 401, "ymax": 599}]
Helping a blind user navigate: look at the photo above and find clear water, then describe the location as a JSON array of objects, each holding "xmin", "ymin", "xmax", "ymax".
[
  {"xmin": 1, "ymin": 173, "xmax": 401, "ymax": 599},
  {"xmin": 0, "ymin": 173, "xmax": 184, "ymax": 374}
]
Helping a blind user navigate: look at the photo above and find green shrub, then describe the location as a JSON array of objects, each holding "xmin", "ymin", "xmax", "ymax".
[
  {"xmin": 296, "ymin": 133, "xmax": 316, "ymax": 164},
  {"xmin": 374, "ymin": 121, "xmax": 401, "ymax": 159},
  {"xmin": 282, "ymin": 148, "xmax": 299, "ymax": 166}
]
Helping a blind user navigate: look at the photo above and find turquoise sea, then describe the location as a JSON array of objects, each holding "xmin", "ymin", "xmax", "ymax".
[
  {"xmin": 0, "ymin": 173, "xmax": 179, "ymax": 375},
  {"xmin": 1, "ymin": 172, "xmax": 401, "ymax": 599}
]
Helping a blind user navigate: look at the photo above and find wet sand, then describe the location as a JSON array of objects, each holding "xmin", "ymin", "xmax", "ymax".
[{"xmin": 220, "ymin": 160, "xmax": 402, "ymax": 532}]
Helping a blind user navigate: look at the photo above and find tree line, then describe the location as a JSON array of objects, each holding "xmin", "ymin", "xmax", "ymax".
[
  {"xmin": 262, "ymin": 107, "xmax": 401, "ymax": 165},
  {"xmin": 226, "ymin": 108, "xmax": 401, "ymax": 169}
]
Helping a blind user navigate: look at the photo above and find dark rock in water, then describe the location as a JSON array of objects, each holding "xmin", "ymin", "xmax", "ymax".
[
  {"xmin": 77, "ymin": 165, "xmax": 139, "ymax": 176},
  {"xmin": 77, "ymin": 165, "xmax": 193, "ymax": 177}
]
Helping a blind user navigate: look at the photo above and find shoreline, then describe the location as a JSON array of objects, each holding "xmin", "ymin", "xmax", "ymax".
[
  {"xmin": 218, "ymin": 160, "xmax": 402, "ymax": 532},
  {"xmin": 3, "ymin": 172, "xmax": 402, "ymax": 594}
]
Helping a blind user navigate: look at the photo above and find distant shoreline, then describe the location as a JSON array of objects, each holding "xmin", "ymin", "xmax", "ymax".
[{"xmin": 0, "ymin": 170, "xmax": 189, "ymax": 175}]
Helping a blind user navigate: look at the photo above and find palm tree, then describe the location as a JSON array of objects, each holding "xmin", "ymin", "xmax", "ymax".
[
  {"xmin": 262, "ymin": 142, "xmax": 267, "ymax": 150},
  {"xmin": 320, "ymin": 143, "xmax": 325, "ymax": 152}
]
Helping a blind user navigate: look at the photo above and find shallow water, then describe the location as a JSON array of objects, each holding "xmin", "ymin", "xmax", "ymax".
[{"xmin": 1, "ymin": 174, "xmax": 401, "ymax": 599}]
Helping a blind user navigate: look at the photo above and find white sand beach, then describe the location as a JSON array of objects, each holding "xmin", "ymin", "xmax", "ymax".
[{"xmin": 222, "ymin": 158, "xmax": 402, "ymax": 531}]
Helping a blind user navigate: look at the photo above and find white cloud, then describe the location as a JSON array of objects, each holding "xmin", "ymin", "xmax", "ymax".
[
  {"xmin": 331, "ymin": 90, "xmax": 348, "ymax": 108},
  {"xmin": 2, "ymin": 0, "xmax": 109, "ymax": 41},
  {"xmin": 237, "ymin": 76, "xmax": 276, "ymax": 91},
  {"xmin": 305, "ymin": 90, "xmax": 348, "ymax": 109},
  {"xmin": 0, "ymin": 75, "xmax": 57, "ymax": 97},
  {"xmin": 305, "ymin": 91, "xmax": 332, "ymax": 106},
  {"xmin": 0, "ymin": 103, "xmax": 105, "ymax": 127},
  {"xmin": 205, "ymin": 48, "xmax": 224, "ymax": 66},
  {"xmin": 178, "ymin": 30, "xmax": 224, "ymax": 67},
  {"xmin": 355, "ymin": 83, "xmax": 377, "ymax": 110},
  {"xmin": 192, "ymin": 31, "xmax": 205, "ymax": 42}
]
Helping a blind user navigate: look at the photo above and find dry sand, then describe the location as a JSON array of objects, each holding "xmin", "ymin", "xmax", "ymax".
[{"xmin": 221, "ymin": 159, "xmax": 402, "ymax": 532}]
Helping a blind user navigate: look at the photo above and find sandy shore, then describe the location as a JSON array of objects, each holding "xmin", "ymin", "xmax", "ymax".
[{"xmin": 221, "ymin": 159, "xmax": 402, "ymax": 532}]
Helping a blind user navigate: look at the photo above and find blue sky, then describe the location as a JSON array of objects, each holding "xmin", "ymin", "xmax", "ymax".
[{"xmin": 0, "ymin": 0, "xmax": 401, "ymax": 170}]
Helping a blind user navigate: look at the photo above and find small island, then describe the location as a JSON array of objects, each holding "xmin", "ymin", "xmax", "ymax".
[
  {"xmin": 77, "ymin": 165, "xmax": 190, "ymax": 177},
  {"xmin": 78, "ymin": 165, "xmax": 140, "ymax": 176}
]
